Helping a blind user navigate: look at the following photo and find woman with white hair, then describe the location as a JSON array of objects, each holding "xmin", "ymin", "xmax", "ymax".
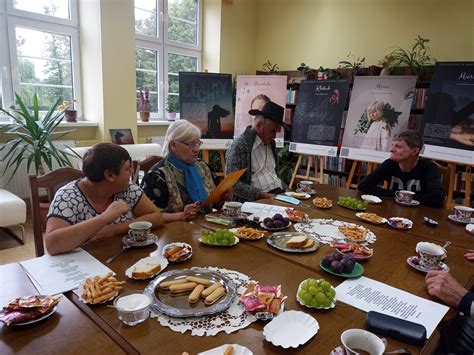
[{"xmin": 141, "ymin": 119, "xmax": 220, "ymax": 221}]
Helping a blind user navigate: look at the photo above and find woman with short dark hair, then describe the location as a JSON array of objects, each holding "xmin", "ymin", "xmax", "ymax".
[{"xmin": 45, "ymin": 143, "xmax": 163, "ymax": 255}]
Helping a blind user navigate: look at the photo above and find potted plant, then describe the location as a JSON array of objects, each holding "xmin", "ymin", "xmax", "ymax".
[
  {"xmin": 138, "ymin": 88, "xmax": 150, "ymax": 122},
  {"xmin": 381, "ymin": 35, "xmax": 436, "ymax": 80},
  {"xmin": 58, "ymin": 99, "xmax": 78, "ymax": 122},
  {"xmin": 0, "ymin": 93, "xmax": 79, "ymax": 181},
  {"xmin": 166, "ymin": 95, "xmax": 179, "ymax": 121}
]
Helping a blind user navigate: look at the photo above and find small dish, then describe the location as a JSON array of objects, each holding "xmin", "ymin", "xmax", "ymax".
[
  {"xmin": 355, "ymin": 212, "xmax": 387, "ymax": 225},
  {"xmin": 330, "ymin": 242, "xmax": 373, "ymax": 260},
  {"xmin": 78, "ymin": 280, "xmax": 119, "ymax": 304},
  {"xmin": 0, "ymin": 295, "xmax": 61, "ymax": 326},
  {"xmin": 296, "ymin": 281, "xmax": 336, "ymax": 310},
  {"xmin": 285, "ymin": 208, "xmax": 309, "ymax": 223},
  {"xmin": 395, "ymin": 198, "xmax": 420, "ymax": 207},
  {"xmin": 125, "ymin": 256, "xmax": 168, "ymax": 280},
  {"xmin": 319, "ymin": 260, "xmax": 364, "ymax": 278},
  {"xmin": 388, "ymin": 217, "xmax": 413, "ymax": 230},
  {"xmin": 198, "ymin": 344, "xmax": 253, "ymax": 355},
  {"xmin": 162, "ymin": 242, "xmax": 193, "ymax": 262},
  {"xmin": 263, "ymin": 310, "xmax": 319, "ymax": 349},
  {"xmin": 424, "ymin": 216, "xmax": 438, "ymax": 227},
  {"xmin": 361, "ymin": 195, "xmax": 382, "ymax": 204},
  {"xmin": 267, "ymin": 232, "xmax": 319, "ymax": 253},
  {"xmin": 229, "ymin": 227, "xmax": 265, "ymax": 240},
  {"xmin": 448, "ymin": 215, "xmax": 474, "ymax": 225},
  {"xmin": 285, "ymin": 191, "xmax": 311, "ymax": 200},
  {"xmin": 466, "ymin": 224, "xmax": 474, "ymax": 234},
  {"xmin": 122, "ymin": 233, "xmax": 158, "ymax": 247},
  {"xmin": 337, "ymin": 202, "xmax": 367, "ymax": 211},
  {"xmin": 260, "ymin": 221, "xmax": 292, "ymax": 231},
  {"xmin": 406, "ymin": 256, "xmax": 450, "ymax": 273},
  {"xmin": 198, "ymin": 236, "xmax": 239, "ymax": 247}
]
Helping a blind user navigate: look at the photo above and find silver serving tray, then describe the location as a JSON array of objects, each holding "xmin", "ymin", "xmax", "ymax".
[
  {"xmin": 144, "ymin": 268, "xmax": 236, "ymax": 318},
  {"xmin": 266, "ymin": 232, "xmax": 319, "ymax": 253}
]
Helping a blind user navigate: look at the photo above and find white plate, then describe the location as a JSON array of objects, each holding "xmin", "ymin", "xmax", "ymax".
[
  {"xmin": 161, "ymin": 242, "xmax": 193, "ymax": 262},
  {"xmin": 448, "ymin": 215, "xmax": 474, "ymax": 225},
  {"xmin": 198, "ymin": 344, "xmax": 253, "ymax": 355},
  {"xmin": 395, "ymin": 198, "xmax": 420, "ymax": 207},
  {"xmin": 361, "ymin": 194, "xmax": 382, "ymax": 204},
  {"xmin": 125, "ymin": 256, "xmax": 168, "ymax": 279},
  {"xmin": 198, "ymin": 236, "xmax": 239, "ymax": 246},
  {"xmin": 285, "ymin": 191, "xmax": 311, "ymax": 200},
  {"xmin": 296, "ymin": 280, "xmax": 336, "ymax": 310},
  {"xmin": 1, "ymin": 296, "xmax": 61, "ymax": 326},
  {"xmin": 263, "ymin": 310, "xmax": 319, "ymax": 348},
  {"xmin": 260, "ymin": 221, "xmax": 292, "ymax": 231},
  {"xmin": 355, "ymin": 212, "xmax": 387, "ymax": 225},
  {"xmin": 387, "ymin": 217, "xmax": 413, "ymax": 230},
  {"xmin": 78, "ymin": 279, "xmax": 119, "ymax": 304},
  {"xmin": 466, "ymin": 224, "xmax": 474, "ymax": 234}
]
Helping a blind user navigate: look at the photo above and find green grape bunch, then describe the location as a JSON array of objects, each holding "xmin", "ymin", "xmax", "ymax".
[
  {"xmin": 338, "ymin": 196, "xmax": 368, "ymax": 210},
  {"xmin": 201, "ymin": 229, "xmax": 236, "ymax": 246},
  {"xmin": 298, "ymin": 278, "xmax": 336, "ymax": 309}
]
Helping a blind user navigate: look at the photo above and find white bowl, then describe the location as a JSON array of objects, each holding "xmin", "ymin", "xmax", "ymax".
[
  {"xmin": 263, "ymin": 310, "xmax": 319, "ymax": 348},
  {"xmin": 361, "ymin": 195, "xmax": 382, "ymax": 204}
]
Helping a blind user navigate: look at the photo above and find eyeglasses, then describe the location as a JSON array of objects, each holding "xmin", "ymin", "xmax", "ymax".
[{"xmin": 177, "ymin": 140, "xmax": 203, "ymax": 149}]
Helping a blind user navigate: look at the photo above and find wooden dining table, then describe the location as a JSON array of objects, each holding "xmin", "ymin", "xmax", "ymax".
[{"xmin": 1, "ymin": 184, "xmax": 473, "ymax": 354}]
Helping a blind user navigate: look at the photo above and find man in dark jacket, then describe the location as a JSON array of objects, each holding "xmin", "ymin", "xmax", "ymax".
[
  {"xmin": 358, "ymin": 130, "xmax": 446, "ymax": 208},
  {"xmin": 225, "ymin": 101, "xmax": 289, "ymax": 202}
]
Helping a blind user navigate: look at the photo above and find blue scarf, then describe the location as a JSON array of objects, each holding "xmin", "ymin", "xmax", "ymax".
[{"xmin": 168, "ymin": 155, "xmax": 208, "ymax": 203}]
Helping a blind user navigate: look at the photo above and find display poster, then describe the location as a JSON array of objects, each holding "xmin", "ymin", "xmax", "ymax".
[
  {"xmin": 234, "ymin": 75, "xmax": 287, "ymax": 147},
  {"xmin": 290, "ymin": 80, "xmax": 349, "ymax": 157},
  {"xmin": 341, "ymin": 76, "xmax": 417, "ymax": 163},
  {"xmin": 420, "ymin": 62, "xmax": 474, "ymax": 165},
  {"xmin": 179, "ymin": 72, "xmax": 234, "ymax": 149}
]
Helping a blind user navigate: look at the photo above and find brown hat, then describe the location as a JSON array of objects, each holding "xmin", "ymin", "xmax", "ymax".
[{"xmin": 249, "ymin": 101, "xmax": 290, "ymax": 130}]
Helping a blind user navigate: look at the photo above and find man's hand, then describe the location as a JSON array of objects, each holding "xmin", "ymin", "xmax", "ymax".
[
  {"xmin": 258, "ymin": 192, "xmax": 276, "ymax": 200},
  {"xmin": 181, "ymin": 202, "xmax": 200, "ymax": 221},
  {"xmin": 425, "ymin": 270, "xmax": 468, "ymax": 308},
  {"xmin": 102, "ymin": 201, "xmax": 129, "ymax": 223}
]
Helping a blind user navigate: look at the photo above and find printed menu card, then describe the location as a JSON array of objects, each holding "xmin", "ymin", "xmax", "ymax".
[{"xmin": 20, "ymin": 248, "xmax": 113, "ymax": 295}]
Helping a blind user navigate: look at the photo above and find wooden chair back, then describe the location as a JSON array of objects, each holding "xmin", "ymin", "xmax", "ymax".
[
  {"xmin": 434, "ymin": 161, "xmax": 451, "ymax": 193},
  {"xmin": 133, "ymin": 155, "xmax": 163, "ymax": 184},
  {"xmin": 29, "ymin": 167, "xmax": 83, "ymax": 257}
]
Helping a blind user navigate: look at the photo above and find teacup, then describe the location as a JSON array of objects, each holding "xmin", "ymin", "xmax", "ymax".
[
  {"xmin": 297, "ymin": 180, "xmax": 314, "ymax": 193},
  {"xmin": 128, "ymin": 221, "xmax": 152, "ymax": 242},
  {"xmin": 223, "ymin": 201, "xmax": 243, "ymax": 217},
  {"xmin": 454, "ymin": 205, "xmax": 473, "ymax": 223},
  {"xmin": 395, "ymin": 190, "xmax": 415, "ymax": 203},
  {"xmin": 416, "ymin": 242, "xmax": 446, "ymax": 270},
  {"xmin": 341, "ymin": 329, "xmax": 385, "ymax": 355}
]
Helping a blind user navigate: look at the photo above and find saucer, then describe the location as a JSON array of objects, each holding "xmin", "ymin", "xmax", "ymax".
[
  {"xmin": 122, "ymin": 233, "xmax": 158, "ymax": 247},
  {"xmin": 395, "ymin": 198, "xmax": 420, "ymax": 207},
  {"xmin": 448, "ymin": 215, "xmax": 474, "ymax": 225},
  {"xmin": 406, "ymin": 256, "xmax": 449, "ymax": 273},
  {"xmin": 296, "ymin": 188, "xmax": 317, "ymax": 195},
  {"xmin": 466, "ymin": 224, "xmax": 474, "ymax": 234}
]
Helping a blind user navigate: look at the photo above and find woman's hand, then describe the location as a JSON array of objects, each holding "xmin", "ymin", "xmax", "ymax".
[
  {"xmin": 181, "ymin": 202, "xmax": 201, "ymax": 221},
  {"xmin": 464, "ymin": 252, "xmax": 474, "ymax": 261},
  {"xmin": 102, "ymin": 201, "xmax": 129, "ymax": 223}
]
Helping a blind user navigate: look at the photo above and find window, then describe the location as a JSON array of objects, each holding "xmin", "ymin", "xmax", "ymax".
[
  {"xmin": 0, "ymin": 0, "xmax": 80, "ymax": 118},
  {"xmin": 135, "ymin": 0, "xmax": 201, "ymax": 120}
]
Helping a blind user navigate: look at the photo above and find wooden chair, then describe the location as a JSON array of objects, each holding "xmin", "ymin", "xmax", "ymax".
[
  {"xmin": 134, "ymin": 155, "xmax": 163, "ymax": 184},
  {"xmin": 29, "ymin": 167, "xmax": 83, "ymax": 257}
]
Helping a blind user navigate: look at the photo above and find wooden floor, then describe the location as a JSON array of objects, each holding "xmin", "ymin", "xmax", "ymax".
[{"xmin": 0, "ymin": 205, "xmax": 36, "ymax": 264}]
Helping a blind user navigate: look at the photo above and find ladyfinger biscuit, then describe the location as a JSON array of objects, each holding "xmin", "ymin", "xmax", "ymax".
[
  {"xmin": 188, "ymin": 284, "xmax": 205, "ymax": 304},
  {"xmin": 204, "ymin": 286, "xmax": 226, "ymax": 305},
  {"xmin": 201, "ymin": 282, "xmax": 221, "ymax": 298},
  {"xmin": 169, "ymin": 282, "xmax": 198, "ymax": 294},
  {"xmin": 185, "ymin": 276, "xmax": 212, "ymax": 286},
  {"xmin": 159, "ymin": 279, "xmax": 188, "ymax": 290}
]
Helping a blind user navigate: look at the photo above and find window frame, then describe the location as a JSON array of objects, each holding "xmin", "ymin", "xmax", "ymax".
[
  {"xmin": 6, "ymin": 0, "xmax": 78, "ymax": 27},
  {"xmin": 135, "ymin": 0, "xmax": 201, "ymax": 121}
]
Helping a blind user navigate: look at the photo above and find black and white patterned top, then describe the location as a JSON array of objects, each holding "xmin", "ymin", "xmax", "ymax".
[{"xmin": 47, "ymin": 180, "xmax": 143, "ymax": 225}]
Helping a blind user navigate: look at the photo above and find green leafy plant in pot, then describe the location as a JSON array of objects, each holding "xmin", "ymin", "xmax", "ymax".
[
  {"xmin": 166, "ymin": 95, "xmax": 179, "ymax": 121},
  {"xmin": 0, "ymin": 93, "xmax": 80, "ymax": 182}
]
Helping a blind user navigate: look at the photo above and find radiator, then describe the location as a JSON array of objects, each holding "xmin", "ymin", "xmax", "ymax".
[{"xmin": 0, "ymin": 140, "xmax": 76, "ymax": 198}]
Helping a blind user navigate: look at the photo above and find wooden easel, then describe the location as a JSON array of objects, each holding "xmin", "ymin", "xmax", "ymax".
[
  {"xmin": 289, "ymin": 154, "xmax": 324, "ymax": 189},
  {"xmin": 445, "ymin": 163, "xmax": 472, "ymax": 208},
  {"xmin": 345, "ymin": 160, "xmax": 378, "ymax": 189},
  {"xmin": 201, "ymin": 149, "xmax": 226, "ymax": 177}
]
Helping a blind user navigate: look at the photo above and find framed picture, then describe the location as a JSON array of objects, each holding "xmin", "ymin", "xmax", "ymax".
[{"xmin": 110, "ymin": 129, "xmax": 134, "ymax": 145}]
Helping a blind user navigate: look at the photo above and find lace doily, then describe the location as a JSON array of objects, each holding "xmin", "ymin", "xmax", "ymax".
[
  {"xmin": 294, "ymin": 218, "xmax": 376, "ymax": 246},
  {"xmin": 150, "ymin": 266, "xmax": 257, "ymax": 336}
]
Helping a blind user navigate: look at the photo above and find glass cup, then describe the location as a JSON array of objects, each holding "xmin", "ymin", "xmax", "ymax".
[
  {"xmin": 114, "ymin": 292, "xmax": 152, "ymax": 326},
  {"xmin": 395, "ymin": 190, "xmax": 415, "ymax": 203},
  {"xmin": 128, "ymin": 221, "xmax": 152, "ymax": 242}
]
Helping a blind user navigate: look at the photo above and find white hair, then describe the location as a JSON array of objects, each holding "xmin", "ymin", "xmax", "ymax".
[{"xmin": 161, "ymin": 119, "xmax": 201, "ymax": 157}]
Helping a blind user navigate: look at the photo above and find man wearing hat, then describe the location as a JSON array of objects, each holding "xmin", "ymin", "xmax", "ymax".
[{"xmin": 226, "ymin": 101, "xmax": 290, "ymax": 201}]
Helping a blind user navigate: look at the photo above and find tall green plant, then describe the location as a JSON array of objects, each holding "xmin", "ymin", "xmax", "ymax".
[{"xmin": 0, "ymin": 93, "xmax": 79, "ymax": 182}]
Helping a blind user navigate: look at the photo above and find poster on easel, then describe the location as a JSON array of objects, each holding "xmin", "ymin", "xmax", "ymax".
[
  {"xmin": 420, "ymin": 62, "xmax": 474, "ymax": 165},
  {"xmin": 289, "ymin": 80, "xmax": 350, "ymax": 157},
  {"xmin": 340, "ymin": 76, "xmax": 417, "ymax": 163},
  {"xmin": 179, "ymin": 72, "xmax": 234, "ymax": 149},
  {"xmin": 234, "ymin": 75, "xmax": 287, "ymax": 147}
]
